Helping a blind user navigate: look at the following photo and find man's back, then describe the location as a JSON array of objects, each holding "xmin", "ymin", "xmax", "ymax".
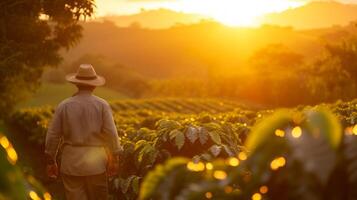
[
  {"xmin": 45, "ymin": 64, "xmax": 121, "ymax": 200},
  {"xmin": 45, "ymin": 90, "xmax": 121, "ymax": 176},
  {"xmin": 58, "ymin": 90, "xmax": 112, "ymax": 146}
]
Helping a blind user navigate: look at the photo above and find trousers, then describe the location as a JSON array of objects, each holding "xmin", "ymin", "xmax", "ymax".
[{"xmin": 62, "ymin": 173, "xmax": 108, "ymax": 200}]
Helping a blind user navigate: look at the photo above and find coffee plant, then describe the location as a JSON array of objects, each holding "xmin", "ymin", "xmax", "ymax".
[
  {"xmin": 5, "ymin": 98, "xmax": 357, "ymax": 199},
  {"xmin": 139, "ymin": 106, "xmax": 357, "ymax": 200}
]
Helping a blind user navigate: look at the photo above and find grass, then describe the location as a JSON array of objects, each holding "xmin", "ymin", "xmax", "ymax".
[{"xmin": 19, "ymin": 82, "xmax": 128, "ymax": 108}]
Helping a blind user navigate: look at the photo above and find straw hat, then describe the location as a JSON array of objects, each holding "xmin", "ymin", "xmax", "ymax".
[{"xmin": 66, "ymin": 64, "xmax": 105, "ymax": 86}]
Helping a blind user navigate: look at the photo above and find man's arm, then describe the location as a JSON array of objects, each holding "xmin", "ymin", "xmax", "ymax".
[
  {"xmin": 102, "ymin": 103, "xmax": 122, "ymax": 176},
  {"xmin": 45, "ymin": 105, "xmax": 63, "ymax": 164},
  {"xmin": 102, "ymin": 103, "xmax": 123, "ymax": 155}
]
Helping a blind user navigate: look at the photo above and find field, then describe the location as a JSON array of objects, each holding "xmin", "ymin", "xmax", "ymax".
[
  {"xmin": 4, "ymin": 98, "xmax": 357, "ymax": 200},
  {"xmin": 18, "ymin": 83, "xmax": 127, "ymax": 108},
  {"xmin": 3, "ymin": 1, "xmax": 357, "ymax": 199}
]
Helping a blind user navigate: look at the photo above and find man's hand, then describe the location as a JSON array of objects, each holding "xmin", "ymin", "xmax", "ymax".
[
  {"xmin": 46, "ymin": 163, "xmax": 59, "ymax": 179},
  {"xmin": 107, "ymin": 154, "xmax": 120, "ymax": 177}
]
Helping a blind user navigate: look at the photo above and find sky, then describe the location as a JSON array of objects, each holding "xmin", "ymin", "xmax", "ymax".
[{"xmin": 94, "ymin": 0, "xmax": 357, "ymax": 26}]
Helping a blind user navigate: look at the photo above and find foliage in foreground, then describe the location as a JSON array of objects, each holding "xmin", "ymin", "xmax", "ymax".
[
  {"xmin": 139, "ymin": 108, "xmax": 357, "ymax": 200},
  {"xmin": 0, "ymin": 131, "xmax": 50, "ymax": 200},
  {"xmin": 7, "ymin": 99, "xmax": 254, "ymax": 199},
  {"xmin": 6, "ymin": 98, "xmax": 357, "ymax": 199}
]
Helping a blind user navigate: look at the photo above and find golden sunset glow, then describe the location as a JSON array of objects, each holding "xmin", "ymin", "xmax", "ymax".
[
  {"xmin": 95, "ymin": 0, "xmax": 305, "ymax": 26},
  {"xmin": 3, "ymin": 0, "xmax": 357, "ymax": 199},
  {"xmin": 169, "ymin": 0, "xmax": 304, "ymax": 26}
]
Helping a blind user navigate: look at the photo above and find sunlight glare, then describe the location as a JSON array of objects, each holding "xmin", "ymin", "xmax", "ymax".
[
  {"xmin": 163, "ymin": 0, "xmax": 304, "ymax": 26},
  {"xmin": 96, "ymin": 0, "xmax": 305, "ymax": 27}
]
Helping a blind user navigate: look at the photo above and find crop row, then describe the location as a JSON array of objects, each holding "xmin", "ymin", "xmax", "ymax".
[{"xmin": 6, "ymin": 98, "xmax": 357, "ymax": 199}]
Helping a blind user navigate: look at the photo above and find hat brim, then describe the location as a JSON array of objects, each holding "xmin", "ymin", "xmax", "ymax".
[{"xmin": 65, "ymin": 73, "xmax": 106, "ymax": 87}]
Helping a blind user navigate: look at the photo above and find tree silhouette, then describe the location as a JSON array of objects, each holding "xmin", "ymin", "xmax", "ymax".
[{"xmin": 0, "ymin": 0, "xmax": 95, "ymax": 117}]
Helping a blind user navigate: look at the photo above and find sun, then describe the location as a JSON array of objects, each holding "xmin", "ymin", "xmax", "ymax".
[
  {"xmin": 207, "ymin": 1, "xmax": 267, "ymax": 26},
  {"xmin": 170, "ymin": 0, "xmax": 304, "ymax": 27},
  {"xmin": 96, "ymin": 0, "xmax": 305, "ymax": 27}
]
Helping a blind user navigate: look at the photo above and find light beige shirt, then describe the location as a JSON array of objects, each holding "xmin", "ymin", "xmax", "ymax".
[{"xmin": 45, "ymin": 90, "xmax": 122, "ymax": 176}]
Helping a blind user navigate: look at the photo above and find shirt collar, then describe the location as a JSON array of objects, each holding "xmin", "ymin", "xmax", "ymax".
[{"xmin": 76, "ymin": 90, "xmax": 93, "ymax": 96}]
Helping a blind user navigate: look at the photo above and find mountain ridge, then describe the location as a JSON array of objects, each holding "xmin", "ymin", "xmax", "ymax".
[
  {"xmin": 100, "ymin": 8, "xmax": 208, "ymax": 29},
  {"xmin": 261, "ymin": 1, "xmax": 357, "ymax": 29}
]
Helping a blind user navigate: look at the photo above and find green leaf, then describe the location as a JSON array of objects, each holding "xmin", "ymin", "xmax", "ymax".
[
  {"xmin": 246, "ymin": 110, "xmax": 292, "ymax": 152},
  {"xmin": 137, "ymin": 143, "xmax": 157, "ymax": 168},
  {"xmin": 132, "ymin": 176, "xmax": 140, "ymax": 194},
  {"xmin": 198, "ymin": 127, "xmax": 209, "ymax": 145},
  {"xmin": 305, "ymin": 108, "xmax": 342, "ymax": 149},
  {"xmin": 169, "ymin": 129, "xmax": 181, "ymax": 140},
  {"xmin": 203, "ymin": 122, "xmax": 221, "ymax": 131},
  {"xmin": 139, "ymin": 158, "xmax": 189, "ymax": 200},
  {"xmin": 120, "ymin": 176, "xmax": 136, "ymax": 194},
  {"xmin": 186, "ymin": 126, "xmax": 198, "ymax": 143},
  {"xmin": 200, "ymin": 153, "xmax": 212, "ymax": 161},
  {"xmin": 222, "ymin": 144, "xmax": 235, "ymax": 157},
  {"xmin": 157, "ymin": 119, "xmax": 181, "ymax": 130},
  {"xmin": 175, "ymin": 131, "xmax": 185, "ymax": 150},
  {"xmin": 209, "ymin": 145, "xmax": 222, "ymax": 157},
  {"xmin": 135, "ymin": 140, "xmax": 148, "ymax": 151},
  {"xmin": 208, "ymin": 130, "xmax": 221, "ymax": 145},
  {"xmin": 287, "ymin": 128, "xmax": 337, "ymax": 185},
  {"xmin": 286, "ymin": 109, "xmax": 342, "ymax": 185}
]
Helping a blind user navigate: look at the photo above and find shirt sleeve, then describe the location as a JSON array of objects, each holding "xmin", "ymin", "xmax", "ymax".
[
  {"xmin": 102, "ymin": 103, "xmax": 122, "ymax": 154},
  {"xmin": 45, "ymin": 105, "xmax": 63, "ymax": 161}
]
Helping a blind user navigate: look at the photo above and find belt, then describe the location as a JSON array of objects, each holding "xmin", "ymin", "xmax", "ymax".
[{"xmin": 63, "ymin": 143, "xmax": 104, "ymax": 147}]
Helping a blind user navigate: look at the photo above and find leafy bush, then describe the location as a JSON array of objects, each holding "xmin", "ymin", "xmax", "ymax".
[
  {"xmin": 139, "ymin": 107, "xmax": 357, "ymax": 200},
  {"xmin": 7, "ymin": 99, "xmax": 254, "ymax": 199},
  {"xmin": 6, "ymin": 98, "xmax": 357, "ymax": 199}
]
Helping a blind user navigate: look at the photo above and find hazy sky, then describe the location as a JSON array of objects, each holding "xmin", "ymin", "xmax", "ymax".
[
  {"xmin": 95, "ymin": 0, "xmax": 357, "ymax": 16},
  {"xmin": 94, "ymin": 0, "xmax": 357, "ymax": 26}
]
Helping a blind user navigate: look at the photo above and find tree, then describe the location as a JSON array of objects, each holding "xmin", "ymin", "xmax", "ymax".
[
  {"xmin": 249, "ymin": 44, "xmax": 303, "ymax": 73},
  {"xmin": 324, "ymin": 38, "xmax": 357, "ymax": 81},
  {"xmin": 0, "ymin": 0, "xmax": 95, "ymax": 118},
  {"xmin": 245, "ymin": 44, "xmax": 306, "ymax": 106},
  {"xmin": 306, "ymin": 38, "xmax": 357, "ymax": 103}
]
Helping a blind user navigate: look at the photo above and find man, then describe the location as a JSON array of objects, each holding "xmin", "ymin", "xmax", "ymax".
[{"xmin": 45, "ymin": 64, "xmax": 122, "ymax": 200}]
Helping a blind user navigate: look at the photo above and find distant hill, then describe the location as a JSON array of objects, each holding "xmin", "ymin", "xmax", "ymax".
[
  {"xmin": 262, "ymin": 1, "xmax": 357, "ymax": 30},
  {"xmin": 100, "ymin": 8, "xmax": 209, "ymax": 29},
  {"xmin": 63, "ymin": 21, "xmax": 324, "ymax": 79},
  {"xmin": 63, "ymin": 15, "xmax": 357, "ymax": 80}
]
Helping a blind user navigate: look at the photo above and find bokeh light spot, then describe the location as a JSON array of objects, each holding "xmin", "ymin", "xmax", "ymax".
[
  {"xmin": 228, "ymin": 157, "xmax": 239, "ymax": 167},
  {"xmin": 213, "ymin": 170, "xmax": 227, "ymax": 180},
  {"xmin": 0, "ymin": 136, "xmax": 10, "ymax": 149},
  {"xmin": 259, "ymin": 185, "xmax": 268, "ymax": 194},
  {"xmin": 353, "ymin": 125, "xmax": 357, "ymax": 135},
  {"xmin": 252, "ymin": 193, "xmax": 262, "ymax": 200},
  {"xmin": 224, "ymin": 186, "xmax": 233, "ymax": 193},
  {"xmin": 238, "ymin": 152, "xmax": 247, "ymax": 160},
  {"xmin": 270, "ymin": 157, "xmax": 286, "ymax": 170},
  {"xmin": 187, "ymin": 161, "xmax": 205, "ymax": 172},
  {"xmin": 29, "ymin": 191, "xmax": 41, "ymax": 200},
  {"xmin": 292, "ymin": 126, "xmax": 302, "ymax": 138},
  {"xmin": 44, "ymin": 192, "xmax": 52, "ymax": 200},
  {"xmin": 275, "ymin": 129, "xmax": 285, "ymax": 137},
  {"xmin": 205, "ymin": 192, "xmax": 213, "ymax": 199},
  {"xmin": 206, "ymin": 162, "xmax": 213, "ymax": 170}
]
